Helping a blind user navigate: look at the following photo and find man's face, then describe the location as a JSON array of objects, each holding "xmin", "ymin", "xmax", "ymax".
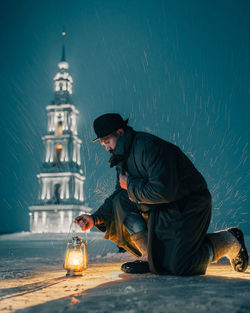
[{"xmin": 99, "ymin": 132, "xmax": 120, "ymax": 152}]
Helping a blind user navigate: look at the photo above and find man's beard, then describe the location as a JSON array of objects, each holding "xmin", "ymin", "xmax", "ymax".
[{"xmin": 108, "ymin": 151, "xmax": 124, "ymax": 168}]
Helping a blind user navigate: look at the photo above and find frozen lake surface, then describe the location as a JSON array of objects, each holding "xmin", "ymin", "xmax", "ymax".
[{"xmin": 0, "ymin": 232, "xmax": 249, "ymax": 313}]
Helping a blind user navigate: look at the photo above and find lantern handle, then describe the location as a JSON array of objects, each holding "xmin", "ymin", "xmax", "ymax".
[
  {"xmin": 84, "ymin": 230, "xmax": 88, "ymax": 245},
  {"xmin": 65, "ymin": 221, "xmax": 75, "ymax": 244},
  {"xmin": 65, "ymin": 221, "xmax": 88, "ymax": 246}
]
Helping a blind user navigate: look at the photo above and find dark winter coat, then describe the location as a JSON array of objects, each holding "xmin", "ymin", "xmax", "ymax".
[{"xmin": 94, "ymin": 127, "xmax": 212, "ymax": 275}]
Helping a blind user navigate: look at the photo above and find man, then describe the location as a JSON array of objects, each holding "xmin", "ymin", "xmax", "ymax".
[{"xmin": 75, "ymin": 113, "xmax": 248, "ymax": 275}]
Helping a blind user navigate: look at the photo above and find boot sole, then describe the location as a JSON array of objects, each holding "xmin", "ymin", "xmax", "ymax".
[
  {"xmin": 227, "ymin": 227, "xmax": 249, "ymax": 272},
  {"xmin": 121, "ymin": 260, "xmax": 150, "ymax": 274}
]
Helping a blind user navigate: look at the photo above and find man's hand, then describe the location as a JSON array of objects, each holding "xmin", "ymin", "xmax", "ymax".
[
  {"xmin": 119, "ymin": 173, "xmax": 128, "ymax": 190},
  {"xmin": 74, "ymin": 214, "xmax": 94, "ymax": 231}
]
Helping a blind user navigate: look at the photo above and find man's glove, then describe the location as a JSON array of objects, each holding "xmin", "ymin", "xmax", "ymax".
[{"xmin": 74, "ymin": 214, "xmax": 94, "ymax": 231}]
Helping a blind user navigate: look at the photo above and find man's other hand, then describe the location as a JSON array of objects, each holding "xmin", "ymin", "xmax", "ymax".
[
  {"xmin": 119, "ymin": 173, "xmax": 128, "ymax": 190},
  {"xmin": 74, "ymin": 214, "xmax": 94, "ymax": 231}
]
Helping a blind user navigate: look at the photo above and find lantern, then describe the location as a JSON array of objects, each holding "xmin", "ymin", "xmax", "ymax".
[{"xmin": 64, "ymin": 236, "xmax": 88, "ymax": 276}]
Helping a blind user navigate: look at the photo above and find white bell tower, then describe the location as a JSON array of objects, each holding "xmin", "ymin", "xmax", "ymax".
[{"xmin": 29, "ymin": 32, "xmax": 91, "ymax": 233}]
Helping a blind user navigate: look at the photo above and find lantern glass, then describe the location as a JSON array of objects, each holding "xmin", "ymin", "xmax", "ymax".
[{"xmin": 64, "ymin": 236, "xmax": 88, "ymax": 276}]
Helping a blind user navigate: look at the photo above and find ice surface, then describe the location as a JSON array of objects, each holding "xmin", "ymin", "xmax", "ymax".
[{"xmin": 0, "ymin": 232, "xmax": 249, "ymax": 313}]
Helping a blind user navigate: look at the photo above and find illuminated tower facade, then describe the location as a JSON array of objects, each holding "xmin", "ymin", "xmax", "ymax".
[{"xmin": 29, "ymin": 38, "xmax": 91, "ymax": 233}]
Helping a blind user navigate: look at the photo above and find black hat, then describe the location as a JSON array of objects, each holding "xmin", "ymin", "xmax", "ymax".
[{"xmin": 93, "ymin": 113, "xmax": 129, "ymax": 142}]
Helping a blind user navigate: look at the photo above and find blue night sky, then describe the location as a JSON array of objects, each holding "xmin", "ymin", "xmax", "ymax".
[{"xmin": 0, "ymin": 0, "xmax": 249, "ymax": 234}]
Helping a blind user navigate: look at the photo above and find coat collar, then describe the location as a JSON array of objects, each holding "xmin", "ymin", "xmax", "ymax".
[
  {"xmin": 113, "ymin": 127, "xmax": 135, "ymax": 157},
  {"xmin": 109, "ymin": 127, "xmax": 135, "ymax": 168}
]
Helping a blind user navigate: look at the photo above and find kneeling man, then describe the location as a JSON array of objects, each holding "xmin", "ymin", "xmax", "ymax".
[{"xmin": 75, "ymin": 113, "xmax": 248, "ymax": 275}]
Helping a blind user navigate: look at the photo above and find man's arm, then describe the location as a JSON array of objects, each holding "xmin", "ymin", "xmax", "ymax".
[
  {"xmin": 127, "ymin": 137, "xmax": 181, "ymax": 204},
  {"xmin": 75, "ymin": 170, "xmax": 122, "ymax": 231}
]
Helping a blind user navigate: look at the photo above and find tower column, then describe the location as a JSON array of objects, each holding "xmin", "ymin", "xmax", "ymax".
[
  {"xmin": 42, "ymin": 211, "xmax": 47, "ymax": 225},
  {"xmin": 64, "ymin": 139, "xmax": 69, "ymax": 161},
  {"xmin": 77, "ymin": 143, "xmax": 81, "ymax": 165},
  {"xmin": 66, "ymin": 178, "xmax": 69, "ymax": 199},
  {"xmin": 60, "ymin": 211, "xmax": 64, "ymax": 224},
  {"xmin": 80, "ymin": 181, "xmax": 84, "ymax": 201},
  {"xmin": 72, "ymin": 140, "xmax": 76, "ymax": 162},
  {"xmin": 49, "ymin": 141, "xmax": 53, "ymax": 162}
]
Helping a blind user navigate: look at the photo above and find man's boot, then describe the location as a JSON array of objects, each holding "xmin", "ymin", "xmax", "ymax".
[
  {"xmin": 121, "ymin": 231, "xmax": 150, "ymax": 274},
  {"xmin": 207, "ymin": 227, "xmax": 249, "ymax": 272},
  {"xmin": 130, "ymin": 231, "xmax": 148, "ymax": 257}
]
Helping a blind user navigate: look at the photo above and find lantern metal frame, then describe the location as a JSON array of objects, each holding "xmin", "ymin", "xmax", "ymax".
[{"xmin": 64, "ymin": 236, "xmax": 88, "ymax": 276}]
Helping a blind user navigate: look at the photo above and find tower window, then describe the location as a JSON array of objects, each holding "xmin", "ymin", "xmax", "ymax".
[
  {"xmin": 54, "ymin": 184, "xmax": 61, "ymax": 204},
  {"xmin": 56, "ymin": 144, "xmax": 63, "ymax": 165},
  {"xmin": 56, "ymin": 121, "xmax": 63, "ymax": 136},
  {"xmin": 56, "ymin": 113, "xmax": 63, "ymax": 136}
]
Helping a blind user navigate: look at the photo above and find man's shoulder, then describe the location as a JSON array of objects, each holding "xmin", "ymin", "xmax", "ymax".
[
  {"xmin": 134, "ymin": 131, "xmax": 160, "ymax": 142},
  {"xmin": 133, "ymin": 131, "xmax": 176, "ymax": 149}
]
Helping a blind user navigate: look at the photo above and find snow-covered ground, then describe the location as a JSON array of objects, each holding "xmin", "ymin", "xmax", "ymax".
[{"xmin": 0, "ymin": 232, "xmax": 249, "ymax": 313}]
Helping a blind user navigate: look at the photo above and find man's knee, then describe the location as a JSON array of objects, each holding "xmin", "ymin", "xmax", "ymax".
[
  {"xmin": 168, "ymin": 253, "xmax": 207, "ymax": 276},
  {"xmin": 167, "ymin": 255, "xmax": 186, "ymax": 275},
  {"xmin": 124, "ymin": 212, "xmax": 147, "ymax": 235}
]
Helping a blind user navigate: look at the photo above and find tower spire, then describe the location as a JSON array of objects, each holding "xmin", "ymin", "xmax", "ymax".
[
  {"xmin": 61, "ymin": 29, "xmax": 66, "ymax": 62},
  {"xmin": 54, "ymin": 28, "xmax": 73, "ymax": 101},
  {"xmin": 61, "ymin": 45, "xmax": 66, "ymax": 62}
]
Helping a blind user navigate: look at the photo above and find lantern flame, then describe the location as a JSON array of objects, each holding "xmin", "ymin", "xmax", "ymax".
[{"xmin": 68, "ymin": 251, "xmax": 82, "ymax": 267}]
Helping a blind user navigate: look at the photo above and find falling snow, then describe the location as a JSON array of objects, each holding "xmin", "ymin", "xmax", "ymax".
[{"xmin": 0, "ymin": 1, "xmax": 249, "ymax": 237}]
